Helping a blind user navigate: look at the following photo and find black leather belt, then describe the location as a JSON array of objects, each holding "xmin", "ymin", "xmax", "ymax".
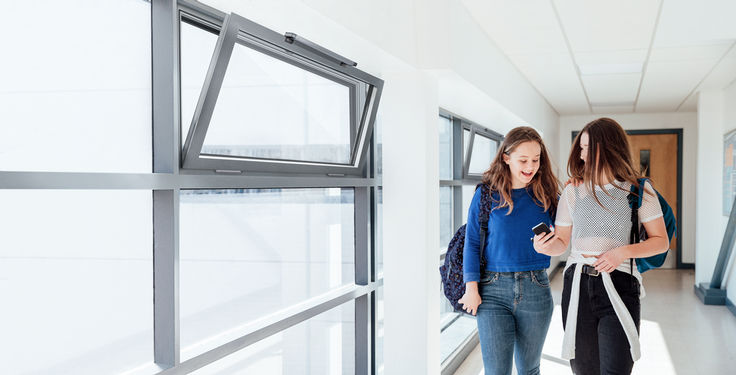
[{"xmin": 581, "ymin": 264, "xmax": 600, "ymax": 277}]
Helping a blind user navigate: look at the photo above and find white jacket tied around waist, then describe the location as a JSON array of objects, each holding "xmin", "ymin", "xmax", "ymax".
[{"xmin": 555, "ymin": 180, "xmax": 663, "ymax": 362}]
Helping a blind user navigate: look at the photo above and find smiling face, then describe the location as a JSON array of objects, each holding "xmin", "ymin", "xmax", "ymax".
[{"xmin": 503, "ymin": 141, "xmax": 542, "ymax": 189}]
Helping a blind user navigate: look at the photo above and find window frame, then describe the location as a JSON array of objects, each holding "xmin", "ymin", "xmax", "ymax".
[
  {"xmin": 463, "ymin": 124, "xmax": 504, "ymax": 179},
  {"xmin": 438, "ymin": 109, "xmax": 503, "ymax": 374},
  {"xmin": 180, "ymin": 11, "xmax": 383, "ymax": 176}
]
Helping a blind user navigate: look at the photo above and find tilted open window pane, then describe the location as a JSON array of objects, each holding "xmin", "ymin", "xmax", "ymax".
[
  {"xmin": 182, "ymin": 13, "xmax": 382, "ymax": 175},
  {"xmin": 203, "ymin": 43, "xmax": 352, "ymax": 164},
  {"xmin": 181, "ymin": 20, "xmax": 218, "ymax": 150},
  {"xmin": 463, "ymin": 128, "xmax": 471, "ymax": 165},
  {"xmin": 468, "ymin": 134, "xmax": 496, "ymax": 175}
]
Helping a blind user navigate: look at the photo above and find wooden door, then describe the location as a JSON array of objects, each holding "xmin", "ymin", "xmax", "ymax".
[{"xmin": 628, "ymin": 133, "xmax": 678, "ymax": 268}]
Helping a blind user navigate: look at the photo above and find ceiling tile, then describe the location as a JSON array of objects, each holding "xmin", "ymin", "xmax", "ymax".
[
  {"xmin": 461, "ymin": 0, "xmax": 567, "ymax": 55},
  {"xmin": 637, "ymin": 60, "xmax": 713, "ymax": 111},
  {"xmin": 690, "ymin": 44, "xmax": 736, "ymax": 90},
  {"xmin": 592, "ymin": 105, "xmax": 634, "ymax": 114},
  {"xmin": 575, "ymin": 49, "xmax": 648, "ymax": 66},
  {"xmin": 510, "ymin": 53, "xmax": 589, "ymax": 114},
  {"xmin": 553, "ymin": 0, "xmax": 661, "ymax": 52},
  {"xmin": 582, "ymin": 73, "xmax": 640, "ymax": 103},
  {"xmin": 654, "ymin": 0, "xmax": 736, "ymax": 48},
  {"xmin": 649, "ymin": 43, "xmax": 732, "ymax": 62}
]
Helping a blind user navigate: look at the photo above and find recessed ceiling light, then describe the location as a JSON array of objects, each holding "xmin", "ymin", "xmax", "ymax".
[
  {"xmin": 578, "ymin": 63, "xmax": 642, "ymax": 75},
  {"xmin": 589, "ymin": 102, "xmax": 635, "ymax": 107}
]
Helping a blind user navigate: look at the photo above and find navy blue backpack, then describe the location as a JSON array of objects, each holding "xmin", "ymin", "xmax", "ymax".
[
  {"xmin": 439, "ymin": 184, "xmax": 492, "ymax": 312},
  {"xmin": 629, "ymin": 178, "xmax": 677, "ymax": 273}
]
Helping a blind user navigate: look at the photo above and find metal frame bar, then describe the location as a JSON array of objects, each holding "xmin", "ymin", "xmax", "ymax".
[
  {"xmin": 152, "ymin": 0, "xmax": 181, "ymax": 368},
  {"xmin": 157, "ymin": 283, "xmax": 380, "ymax": 374},
  {"xmin": 0, "ymin": 171, "xmax": 379, "ymax": 189},
  {"xmin": 180, "ymin": 10, "xmax": 383, "ymax": 175}
]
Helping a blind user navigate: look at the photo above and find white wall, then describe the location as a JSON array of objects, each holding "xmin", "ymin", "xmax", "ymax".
[
  {"xmin": 558, "ymin": 113, "xmax": 698, "ymax": 266},
  {"xmin": 200, "ymin": 1, "xmax": 560, "ymax": 372},
  {"xmin": 696, "ymin": 91, "xmax": 726, "ymax": 289}
]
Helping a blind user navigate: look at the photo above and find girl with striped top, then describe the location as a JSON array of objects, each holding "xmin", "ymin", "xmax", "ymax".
[{"xmin": 533, "ymin": 118, "xmax": 669, "ymax": 374}]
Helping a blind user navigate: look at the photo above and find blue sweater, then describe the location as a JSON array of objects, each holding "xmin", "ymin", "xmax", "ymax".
[{"xmin": 463, "ymin": 187, "xmax": 553, "ymax": 283}]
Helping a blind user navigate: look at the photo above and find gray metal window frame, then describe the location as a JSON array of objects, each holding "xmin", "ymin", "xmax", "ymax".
[
  {"xmin": 463, "ymin": 124, "xmax": 504, "ymax": 179},
  {"xmin": 0, "ymin": 0, "xmax": 382, "ymax": 374},
  {"xmin": 438, "ymin": 110, "xmax": 502, "ymax": 375},
  {"xmin": 179, "ymin": 4, "xmax": 383, "ymax": 176}
]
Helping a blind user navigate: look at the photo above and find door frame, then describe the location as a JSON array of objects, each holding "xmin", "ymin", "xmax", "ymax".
[{"xmin": 571, "ymin": 129, "xmax": 691, "ymax": 269}]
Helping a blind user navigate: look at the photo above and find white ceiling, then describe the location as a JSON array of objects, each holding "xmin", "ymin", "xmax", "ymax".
[{"xmin": 461, "ymin": 0, "xmax": 736, "ymax": 115}]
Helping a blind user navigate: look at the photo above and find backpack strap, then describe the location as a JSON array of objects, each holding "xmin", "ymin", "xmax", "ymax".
[
  {"xmin": 628, "ymin": 178, "xmax": 647, "ymax": 276},
  {"xmin": 477, "ymin": 183, "xmax": 492, "ymax": 269}
]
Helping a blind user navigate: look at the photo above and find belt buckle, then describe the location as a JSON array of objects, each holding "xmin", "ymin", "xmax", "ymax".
[{"xmin": 582, "ymin": 264, "xmax": 600, "ymax": 277}]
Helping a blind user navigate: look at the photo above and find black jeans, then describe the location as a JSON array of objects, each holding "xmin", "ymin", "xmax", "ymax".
[{"xmin": 561, "ymin": 267, "xmax": 641, "ymax": 375}]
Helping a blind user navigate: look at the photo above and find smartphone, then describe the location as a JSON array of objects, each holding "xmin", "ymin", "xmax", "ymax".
[{"xmin": 532, "ymin": 222, "xmax": 552, "ymax": 238}]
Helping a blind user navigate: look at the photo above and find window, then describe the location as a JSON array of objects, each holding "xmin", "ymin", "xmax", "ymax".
[
  {"xmin": 0, "ymin": 0, "xmax": 151, "ymax": 173},
  {"xmin": 0, "ymin": 2, "xmax": 383, "ymax": 374},
  {"xmin": 438, "ymin": 111, "xmax": 502, "ymax": 372},
  {"xmin": 0, "ymin": 190, "xmax": 153, "ymax": 374},
  {"xmin": 179, "ymin": 188, "xmax": 355, "ymax": 359},
  {"xmin": 180, "ymin": 13, "xmax": 382, "ymax": 176},
  {"xmin": 465, "ymin": 127, "xmax": 502, "ymax": 177}
]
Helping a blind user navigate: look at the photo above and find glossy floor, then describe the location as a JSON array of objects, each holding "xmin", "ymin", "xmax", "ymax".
[{"xmin": 453, "ymin": 269, "xmax": 736, "ymax": 375}]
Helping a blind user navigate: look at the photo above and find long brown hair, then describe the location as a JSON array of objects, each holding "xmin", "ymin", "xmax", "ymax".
[
  {"xmin": 481, "ymin": 126, "xmax": 560, "ymax": 215},
  {"xmin": 568, "ymin": 117, "xmax": 643, "ymax": 207}
]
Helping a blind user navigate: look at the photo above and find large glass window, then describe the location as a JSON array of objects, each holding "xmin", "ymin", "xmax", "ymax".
[
  {"xmin": 179, "ymin": 188, "xmax": 355, "ymax": 359},
  {"xmin": 3, "ymin": 3, "xmax": 382, "ymax": 374},
  {"xmin": 190, "ymin": 301, "xmax": 355, "ymax": 374},
  {"xmin": 0, "ymin": 190, "xmax": 153, "ymax": 374},
  {"xmin": 438, "ymin": 112, "xmax": 502, "ymax": 371},
  {"xmin": 0, "ymin": 0, "xmax": 152, "ymax": 173}
]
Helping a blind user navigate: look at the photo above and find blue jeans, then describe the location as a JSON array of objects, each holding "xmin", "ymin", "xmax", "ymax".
[{"xmin": 477, "ymin": 270, "xmax": 554, "ymax": 375}]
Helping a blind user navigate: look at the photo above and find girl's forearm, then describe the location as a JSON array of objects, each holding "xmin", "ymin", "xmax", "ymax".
[
  {"xmin": 547, "ymin": 237, "xmax": 568, "ymax": 256},
  {"xmin": 620, "ymin": 236, "xmax": 669, "ymax": 259}
]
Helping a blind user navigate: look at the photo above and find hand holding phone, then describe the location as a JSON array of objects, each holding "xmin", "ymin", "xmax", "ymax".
[
  {"xmin": 532, "ymin": 222, "xmax": 552, "ymax": 237},
  {"xmin": 532, "ymin": 222, "xmax": 555, "ymax": 245}
]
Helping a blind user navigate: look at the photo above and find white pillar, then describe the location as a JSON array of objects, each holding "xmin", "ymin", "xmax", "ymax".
[
  {"xmin": 695, "ymin": 90, "xmax": 725, "ymax": 285},
  {"xmin": 382, "ymin": 68, "xmax": 440, "ymax": 375}
]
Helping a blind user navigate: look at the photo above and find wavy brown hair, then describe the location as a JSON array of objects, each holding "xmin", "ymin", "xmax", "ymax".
[
  {"xmin": 568, "ymin": 117, "xmax": 644, "ymax": 207},
  {"xmin": 481, "ymin": 126, "xmax": 560, "ymax": 215}
]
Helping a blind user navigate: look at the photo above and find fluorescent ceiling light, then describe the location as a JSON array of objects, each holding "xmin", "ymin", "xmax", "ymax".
[
  {"xmin": 578, "ymin": 63, "xmax": 642, "ymax": 75},
  {"xmin": 589, "ymin": 101, "xmax": 635, "ymax": 107}
]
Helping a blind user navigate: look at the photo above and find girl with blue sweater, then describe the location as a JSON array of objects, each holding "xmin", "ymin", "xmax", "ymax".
[{"xmin": 459, "ymin": 127, "xmax": 560, "ymax": 375}]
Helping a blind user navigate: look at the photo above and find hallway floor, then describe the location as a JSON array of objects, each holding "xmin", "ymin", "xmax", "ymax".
[{"xmin": 453, "ymin": 269, "xmax": 736, "ymax": 375}]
